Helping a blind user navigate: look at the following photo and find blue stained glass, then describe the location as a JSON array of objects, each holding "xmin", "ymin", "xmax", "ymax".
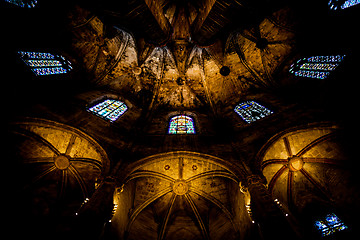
[
  {"xmin": 168, "ymin": 115, "xmax": 195, "ymax": 134},
  {"xmin": 18, "ymin": 51, "xmax": 55, "ymax": 59},
  {"xmin": 31, "ymin": 67, "xmax": 69, "ymax": 76},
  {"xmin": 88, "ymin": 99, "xmax": 113, "ymax": 112},
  {"xmin": 5, "ymin": 0, "xmax": 38, "ymax": 8},
  {"xmin": 329, "ymin": 0, "xmax": 360, "ymax": 10},
  {"xmin": 306, "ymin": 55, "xmax": 345, "ymax": 63},
  {"xmin": 289, "ymin": 55, "xmax": 345, "ymax": 79},
  {"xmin": 18, "ymin": 51, "xmax": 72, "ymax": 76},
  {"xmin": 234, "ymin": 101, "xmax": 273, "ymax": 123},
  {"xmin": 315, "ymin": 213, "xmax": 348, "ymax": 237},
  {"xmin": 300, "ymin": 63, "xmax": 339, "ymax": 71},
  {"xmin": 87, "ymin": 99, "xmax": 127, "ymax": 122},
  {"xmin": 294, "ymin": 70, "xmax": 330, "ymax": 79},
  {"xmin": 25, "ymin": 60, "xmax": 62, "ymax": 67}
]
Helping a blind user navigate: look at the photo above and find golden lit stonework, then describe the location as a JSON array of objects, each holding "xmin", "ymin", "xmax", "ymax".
[
  {"xmin": 54, "ymin": 155, "xmax": 71, "ymax": 170},
  {"xmin": 288, "ymin": 156, "xmax": 304, "ymax": 172},
  {"xmin": 172, "ymin": 180, "xmax": 189, "ymax": 195}
]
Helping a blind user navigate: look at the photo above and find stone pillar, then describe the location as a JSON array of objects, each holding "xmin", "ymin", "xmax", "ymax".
[
  {"xmin": 75, "ymin": 177, "xmax": 116, "ymax": 240},
  {"xmin": 246, "ymin": 175, "xmax": 298, "ymax": 240}
]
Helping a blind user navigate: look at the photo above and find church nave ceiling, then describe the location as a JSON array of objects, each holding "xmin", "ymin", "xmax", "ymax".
[{"xmin": 67, "ymin": 3, "xmax": 297, "ymax": 111}]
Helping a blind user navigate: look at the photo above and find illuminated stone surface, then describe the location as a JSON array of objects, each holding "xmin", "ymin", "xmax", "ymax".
[
  {"xmin": 172, "ymin": 180, "xmax": 188, "ymax": 195},
  {"xmin": 54, "ymin": 155, "xmax": 70, "ymax": 170},
  {"xmin": 288, "ymin": 156, "xmax": 304, "ymax": 172}
]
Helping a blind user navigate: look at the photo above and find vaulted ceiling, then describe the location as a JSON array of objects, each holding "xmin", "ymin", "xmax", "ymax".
[
  {"xmin": 258, "ymin": 124, "xmax": 358, "ymax": 215},
  {"xmin": 66, "ymin": 0, "xmax": 297, "ymax": 114},
  {"xmin": 112, "ymin": 153, "xmax": 249, "ymax": 240},
  {"xmin": 9, "ymin": 118, "xmax": 109, "ymax": 210},
  {"xmin": 4, "ymin": 1, "xmax": 360, "ymax": 240},
  {"xmin": 5, "ymin": 0, "xmax": 358, "ymax": 119},
  {"xmin": 87, "ymin": 0, "xmax": 284, "ymax": 46}
]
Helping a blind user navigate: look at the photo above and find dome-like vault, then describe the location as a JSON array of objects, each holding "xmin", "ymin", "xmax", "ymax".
[
  {"xmin": 67, "ymin": 5, "xmax": 297, "ymax": 110},
  {"xmin": 109, "ymin": 152, "xmax": 254, "ymax": 240},
  {"xmin": 9, "ymin": 118, "xmax": 110, "ymax": 217},
  {"xmin": 257, "ymin": 123, "xmax": 360, "ymax": 216}
]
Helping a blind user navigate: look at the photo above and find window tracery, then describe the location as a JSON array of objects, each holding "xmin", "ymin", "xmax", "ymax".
[
  {"xmin": 5, "ymin": 0, "xmax": 37, "ymax": 8},
  {"xmin": 289, "ymin": 55, "xmax": 345, "ymax": 79},
  {"xmin": 18, "ymin": 51, "xmax": 72, "ymax": 76},
  {"xmin": 87, "ymin": 99, "xmax": 128, "ymax": 122},
  {"xmin": 329, "ymin": 0, "xmax": 360, "ymax": 10},
  {"xmin": 234, "ymin": 101, "xmax": 273, "ymax": 123},
  {"xmin": 315, "ymin": 213, "xmax": 348, "ymax": 236},
  {"xmin": 168, "ymin": 115, "xmax": 195, "ymax": 134}
]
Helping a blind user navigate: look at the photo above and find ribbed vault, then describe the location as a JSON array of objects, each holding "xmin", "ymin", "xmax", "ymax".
[
  {"xmin": 257, "ymin": 123, "xmax": 360, "ymax": 216},
  {"xmin": 9, "ymin": 118, "xmax": 109, "ymax": 216},
  {"xmin": 67, "ymin": 5, "xmax": 297, "ymax": 111},
  {"xmin": 231, "ymin": 7, "xmax": 296, "ymax": 89},
  {"xmin": 109, "ymin": 152, "xmax": 253, "ymax": 240}
]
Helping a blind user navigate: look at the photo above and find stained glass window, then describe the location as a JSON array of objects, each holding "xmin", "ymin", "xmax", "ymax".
[
  {"xmin": 329, "ymin": 0, "xmax": 360, "ymax": 10},
  {"xmin": 87, "ymin": 99, "xmax": 128, "ymax": 122},
  {"xmin": 18, "ymin": 51, "xmax": 72, "ymax": 76},
  {"xmin": 168, "ymin": 115, "xmax": 195, "ymax": 134},
  {"xmin": 315, "ymin": 213, "xmax": 348, "ymax": 237},
  {"xmin": 289, "ymin": 55, "xmax": 345, "ymax": 79},
  {"xmin": 5, "ymin": 0, "xmax": 37, "ymax": 8},
  {"xmin": 234, "ymin": 101, "xmax": 273, "ymax": 123}
]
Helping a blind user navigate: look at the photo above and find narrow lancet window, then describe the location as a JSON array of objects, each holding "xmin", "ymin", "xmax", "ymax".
[
  {"xmin": 18, "ymin": 51, "xmax": 72, "ymax": 76},
  {"xmin": 234, "ymin": 101, "xmax": 273, "ymax": 123},
  {"xmin": 168, "ymin": 115, "xmax": 196, "ymax": 134},
  {"xmin": 289, "ymin": 55, "xmax": 345, "ymax": 79},
  {"xmin": 87, "ymin": 99, "xmax": 128, "ymax": 122}
]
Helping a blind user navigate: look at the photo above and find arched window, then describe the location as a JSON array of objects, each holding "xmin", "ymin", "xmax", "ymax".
[
  {"xmin": 5, "ymin": 0, "xmax": 37, "ymax": 8},
  {"xmin": 87, "ymin": 99, "xmax": 128, "ymax": 122},
  {"xmin": 18, "ymin": 51, "xmax": 72, "ymax": 76},
  {"xmin": 315, "ymin": 213, "xmax": 348, "ymax": 236},
  {"xmin": 234, "ymin": 101, "xmax": 273, "ymax": 123},
  {"xmin": 329, "ymin": 0, "xmax": 360, "ymax": 10},
  {"xmin": 289, "ymin": 55, "xmax": 345, "ymax": 79},
  {"xmin": 168, "ymin": 115, "xmax": 195, "ymax": 134}
]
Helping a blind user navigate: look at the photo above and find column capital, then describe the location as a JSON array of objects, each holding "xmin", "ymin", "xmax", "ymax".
[
  {"xmin": 245, "ymin": 175, "xmax": 298, "ymax": 239},
  {"xmin": 246, "ymin": 174, "xmax": 267, "ymax": 187}
]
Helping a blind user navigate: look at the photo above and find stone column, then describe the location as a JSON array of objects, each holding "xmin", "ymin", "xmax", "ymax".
[
  {"xmin": 75, "ymin": 177, "xmax": 116, "ymax": 240},
  {"xmin": 246, "ymin": 174, "xmax": 299, "ymax": 240}
]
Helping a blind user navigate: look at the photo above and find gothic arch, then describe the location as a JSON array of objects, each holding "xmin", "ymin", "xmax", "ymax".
[
  {"xmin": 255, "ymin": 122, "xmax": 360, "ymax": 219},
  {"xmin": 9, "ymin": 118, "xmax": 110, "ymax": 207},
  {"xmin": 110, "ymin": 151, "xmax": 253, "ymax": 240}
]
